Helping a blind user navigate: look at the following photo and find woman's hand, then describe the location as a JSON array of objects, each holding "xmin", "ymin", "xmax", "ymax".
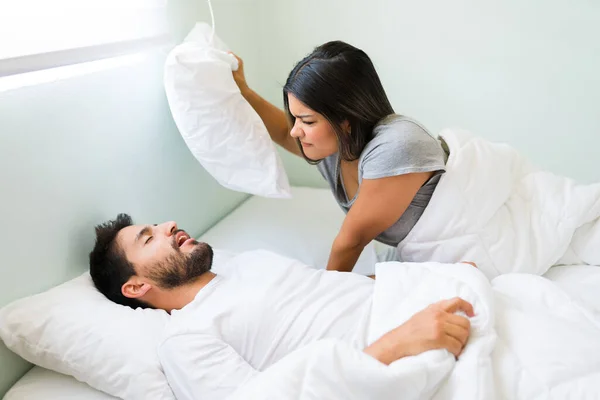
[
  {"xmin": 228, "ymin": 52, "xmax": 249, "ymax": 94},
  {"xmin": 461, "ymin": 261, "xmax": 477, "ymax": 268},
  {"xmin": 364, "ymin": 297, "xmax": 474, "ymax": 365},
  {"xmin": 225, "ymin": 52, "xmax": 300, "ymax": 156},
  {"xmin": 326, "ymin": 172, "xmax": 434, "ymax": 272}
]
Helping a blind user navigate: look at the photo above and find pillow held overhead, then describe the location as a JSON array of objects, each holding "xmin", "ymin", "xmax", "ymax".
[{"xmin": 164, "ymin": 23, "xmax": 292, "ymax": 198}]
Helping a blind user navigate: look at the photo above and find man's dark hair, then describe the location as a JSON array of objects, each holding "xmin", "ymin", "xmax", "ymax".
[{"xmin": 89, "ymin": 213, "xmax": 150, "ymax": 309}]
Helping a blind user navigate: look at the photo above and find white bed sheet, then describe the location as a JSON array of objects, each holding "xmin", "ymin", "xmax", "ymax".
[
  {"xmin": 3, "ymin": 367, "xmax": 117, "ymax": 400},
  {"xmin": 543, "ymin": 264, "xmax": 600, "ymax": 319}
]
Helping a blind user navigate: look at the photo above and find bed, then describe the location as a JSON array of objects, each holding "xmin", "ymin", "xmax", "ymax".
[
  {"xmin": 4, "ymin": 186, "xmax": 600, "ymax": 399},
  {"xmin": 2, "ymin": 187, "xmax": 386, "ymax": 399}
]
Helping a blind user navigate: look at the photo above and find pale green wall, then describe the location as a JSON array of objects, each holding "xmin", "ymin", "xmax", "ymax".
[
  {"xmin": 0, "ymin": 0, "xmax": 260, "ymax": 395},
  {"xmin": 4, "ymin": 0, "xmax": 598, "ymax": 395},
  {"xmin": 255, "ymin": 0, "xmax": 600, "ymax": 184}
]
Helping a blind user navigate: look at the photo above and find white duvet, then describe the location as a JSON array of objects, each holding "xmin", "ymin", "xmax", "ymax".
[
  {"xmin": 226, "ymin": 130, "xmax": 600, "ymax": 399},
  {"xmin": 228, "ymin": 261, "xmax": 600, "ymax": 399},
  {"xmin": 398, "ymin": 129, "xmax": 600, "ymax": 278}
]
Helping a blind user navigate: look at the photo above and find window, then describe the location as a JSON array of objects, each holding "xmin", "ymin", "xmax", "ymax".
[{"xmin": 0, "ymin": 0, "xmax": 169, "ymax": 77}]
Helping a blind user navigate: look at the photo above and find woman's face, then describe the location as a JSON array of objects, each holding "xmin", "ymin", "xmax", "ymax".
[{"xmin": 287, "ymin": 94, "xmax": 346, "ymax": 160}]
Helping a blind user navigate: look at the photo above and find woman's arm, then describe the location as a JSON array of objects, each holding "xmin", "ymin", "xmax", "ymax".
[
  {"xmin": 230, "ymin": 53, "xmax": 302, "ymax": 157},
  {"xmin": 326, "ymin": 171, "xmax": 433, "ymax": 272}
]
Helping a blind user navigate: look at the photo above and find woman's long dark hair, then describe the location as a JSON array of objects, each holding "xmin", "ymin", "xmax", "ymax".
[{"xmin": 283, "ymin": 41, "xmax": 395, "ymax": 163}]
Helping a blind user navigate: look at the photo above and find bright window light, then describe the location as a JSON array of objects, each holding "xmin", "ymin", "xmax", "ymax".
[{"xmin": 0, "ymin": 0, "xmax": 169, "ymax": 76}]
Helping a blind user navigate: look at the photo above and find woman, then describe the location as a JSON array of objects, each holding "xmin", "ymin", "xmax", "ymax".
[{"xmin": 231, "ymin": 41, "xmax": 448, "ymax": 272}]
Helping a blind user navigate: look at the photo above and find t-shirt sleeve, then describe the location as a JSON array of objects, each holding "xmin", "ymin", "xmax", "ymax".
[
  {"xmin": 158, "ymin": 333, "xmax": 258, "ymax": 400},
  {"xmin": 361, "ymin": 120, "xmax": 446, "ymax": 180}
]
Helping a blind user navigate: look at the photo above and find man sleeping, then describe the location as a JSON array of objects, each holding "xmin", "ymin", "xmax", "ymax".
[{"xmin": 89, "ymin": 214, "xmax": 475, "ymax": 400}]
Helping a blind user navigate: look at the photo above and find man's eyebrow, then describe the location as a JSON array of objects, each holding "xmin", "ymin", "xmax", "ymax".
[{"xmin": 135, "ymin": 226, "xmax": 152, "ymax": 242}]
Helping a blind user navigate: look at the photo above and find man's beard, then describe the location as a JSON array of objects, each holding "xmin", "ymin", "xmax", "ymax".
[{"xmin": 148, "ymin": 241, "xmax": 214, "ymax": 289}]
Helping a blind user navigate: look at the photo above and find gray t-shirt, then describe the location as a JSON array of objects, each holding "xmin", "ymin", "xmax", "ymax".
[{"xmin": 316, "ymin": 114, "xmax": 447, "ymax": 247}]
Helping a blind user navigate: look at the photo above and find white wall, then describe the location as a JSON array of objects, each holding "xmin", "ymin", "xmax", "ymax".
[
  {"xmin": 253, "ymin": 0, "xmax": 600, "ymax": 185},
  {"xmin": 0, "ymin": 0, "xmax": 261, "ymax": 394}
]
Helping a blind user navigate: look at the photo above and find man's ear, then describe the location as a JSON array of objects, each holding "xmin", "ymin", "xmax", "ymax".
[{"xmin": 122, "ymin": 277, "xmax": 152, "ymax": 299}]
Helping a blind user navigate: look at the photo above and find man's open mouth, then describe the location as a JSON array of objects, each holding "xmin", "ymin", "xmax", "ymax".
[{"xmin": 175, "ymin": 231, "xmax": 190, "ymax": 248}]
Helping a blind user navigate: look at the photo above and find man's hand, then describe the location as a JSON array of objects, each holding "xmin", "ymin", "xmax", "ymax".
[{"xmin": 364, "ymin": 297, "xmax": 474, "ymax": 365}]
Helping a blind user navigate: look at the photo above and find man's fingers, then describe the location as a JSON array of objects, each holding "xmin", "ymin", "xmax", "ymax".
[
  {"xmin": 446, "ymin": 312, "xmax": 471, "ymax": 331},
  {"xmin": 443, "ymin": 322, "xmax": 470, "ymax": 346},
  {"xmin": 440, "ymin": 297, "xmax": 475, "ymax": 317},
  {"xmin": 441, "ymin": 335, "xmax": 463, "ymax": 357}
]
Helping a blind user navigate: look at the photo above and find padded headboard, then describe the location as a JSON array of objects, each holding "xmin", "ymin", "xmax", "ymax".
[{"xmin": 0, "ymin": 50, "xmax": 249, "ymax": 395}]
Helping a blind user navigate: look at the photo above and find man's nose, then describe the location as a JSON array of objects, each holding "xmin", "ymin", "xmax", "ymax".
[{"xmin": 159, "ymin": 221, "xmax": 177, "ymax": 236}]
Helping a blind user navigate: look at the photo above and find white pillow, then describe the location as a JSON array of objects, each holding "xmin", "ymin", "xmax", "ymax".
[
  {"xmin": 200, "ymin": 187, "xmax": 379, "ymax": 276},
  {"xmin": 0, "ymin": 273, "xmax": 174, "ymax": 400},
  {"xmin": 164, "ymin": 22, "xmax": 291, "ymax": 198},
  {"xmin": 0, "ymin": 249, "xmax": 238, "ymax": 400}
]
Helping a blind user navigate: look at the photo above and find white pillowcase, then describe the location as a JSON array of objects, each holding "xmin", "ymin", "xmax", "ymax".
[
  {"xmin": 164, "ymin": 22, "xmax": 291, "ymax": 198},
  {"xmin": 0, "ymin": 273, "xmax": 174, "ymax": 400}
]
